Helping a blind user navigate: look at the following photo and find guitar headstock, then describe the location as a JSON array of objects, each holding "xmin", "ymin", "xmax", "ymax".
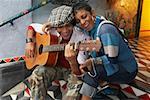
[{"xmin": 78, "ymin": 38, "xmax": 101, "ymax": 52}]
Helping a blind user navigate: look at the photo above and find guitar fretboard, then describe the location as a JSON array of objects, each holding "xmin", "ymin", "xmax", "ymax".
[{"xmin": 43, "ymin": 43, "xmax": 67, "ymax": 52}]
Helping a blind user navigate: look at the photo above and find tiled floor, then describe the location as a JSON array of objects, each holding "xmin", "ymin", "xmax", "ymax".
[{"xmin": 129, "ymin": 37, "xmax": 150, "ymax": 92}]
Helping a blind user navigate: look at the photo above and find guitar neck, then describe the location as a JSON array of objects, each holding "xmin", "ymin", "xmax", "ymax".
[
  {"xmin": 43, "ymin": 43, "xmax": 67, "ymax": 52},
  {"xmin": 42, "ymin": 39, "xmax": 101, "ymax": 53}
]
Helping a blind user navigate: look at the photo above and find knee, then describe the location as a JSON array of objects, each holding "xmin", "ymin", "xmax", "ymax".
[
  {"xmin": 80, "ymin": 82, "xmax": 97, "ymax": 98},
  {"xmin": 32, "ymin": 65, "xmax": 47, "ymax": 77},
  {"xmin": 83, "ymin": 73, "xmax": 99, "ymax": 88},
  {"xmin": 30, "ymin": 66, "xmax": 47, "ymax": 87}
]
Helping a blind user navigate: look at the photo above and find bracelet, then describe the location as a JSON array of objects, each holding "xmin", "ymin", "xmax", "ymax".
[
  {"xmin": 93, "ymin": 57, "xmax": 102, "ymax": 65},
  {"xmin": 26, "ymin": 38, "xmax": 34, "ymax": 43}
]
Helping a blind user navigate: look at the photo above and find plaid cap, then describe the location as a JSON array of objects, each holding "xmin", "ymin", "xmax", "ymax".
[{"xmin": 48, "ymin": 5, "xmax": 74, "ymax": 27}]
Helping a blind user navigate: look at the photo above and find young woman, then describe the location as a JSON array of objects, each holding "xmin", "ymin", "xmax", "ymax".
[{"xmin": 66, "ymin": 2, "xmax": 138, "ymax": 100}]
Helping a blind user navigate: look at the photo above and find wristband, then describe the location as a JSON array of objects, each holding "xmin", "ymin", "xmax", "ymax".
[{"xmin": 26, "ymin": 38, "xmax": 33, "ymax": 43}]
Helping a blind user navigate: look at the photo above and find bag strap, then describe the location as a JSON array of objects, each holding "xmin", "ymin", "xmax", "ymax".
[{"xmin": 96, "ymin": 19, "xmax": 128, "ymax": 43}]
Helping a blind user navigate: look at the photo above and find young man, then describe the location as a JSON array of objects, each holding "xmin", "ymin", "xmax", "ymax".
[{"xmin": 25, "ymin": 5, "xmax": 89, "ymax": 100}]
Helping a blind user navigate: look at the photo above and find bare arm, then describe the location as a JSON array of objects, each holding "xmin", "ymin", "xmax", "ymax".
[
  {"xmin": 65, "ymin": 43, "xmax": 82, "ymax": 76},
  {"xmin": 25, "ymin": 26, "xmax": 36, "ymax": 58}
]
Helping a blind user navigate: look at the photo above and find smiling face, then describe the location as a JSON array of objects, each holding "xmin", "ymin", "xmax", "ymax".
[
  {"xmin": 74, "ymin": 9, "xmax": 95, "ymax": 32},
  {"xmin": 56, "ymin": 24, "xmax": 73, "ymax": 40}
]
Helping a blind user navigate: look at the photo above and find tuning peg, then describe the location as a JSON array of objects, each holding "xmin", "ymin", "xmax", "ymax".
[
  {"xmin": 96, "ymin": 37, "xmax": 100, "ymax": 41},
  {"xmin": 92, "ymin": 47, "xmax": 96, "ymax": 51},
  {"xmin": 80, "ymin": 47, "xmax": 84, "ymax": 51},
  {"xmin": 86, "ymin": 47, "xmax": 90, "ymax": 51}
]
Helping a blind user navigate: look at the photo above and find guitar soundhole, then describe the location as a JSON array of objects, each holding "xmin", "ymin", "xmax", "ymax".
[{"xmin": 39, "ymin": 45, "xmax": 43, "ymax": 55}]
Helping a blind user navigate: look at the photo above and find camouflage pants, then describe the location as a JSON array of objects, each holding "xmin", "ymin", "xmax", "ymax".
[
  {"xmin": 63, "ymin": 75, "xmax": 83, "ymax": 100},
  {"xmin": 30, "ymin": 65, "xmax": 71, "ymax": 100}
]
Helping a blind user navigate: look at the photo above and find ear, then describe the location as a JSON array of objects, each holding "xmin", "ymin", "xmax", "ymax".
[{"xmin": 91, "ymin": 10, "xmax": 96, "ymax": 18}]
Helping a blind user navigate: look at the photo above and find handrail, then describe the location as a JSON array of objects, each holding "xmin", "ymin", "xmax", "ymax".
[
  {"xmin": 0, "ymin": 0, "xmax": 89, "ymax": 27},
  {"xmin": 0, "ymin": 0, "xmax": 52, "ymax": 27}
]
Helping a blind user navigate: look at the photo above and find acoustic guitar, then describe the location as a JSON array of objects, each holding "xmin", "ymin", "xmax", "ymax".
[{"xmin": 25, "ymin": 32, "xmax": 101, "ymax": 69}]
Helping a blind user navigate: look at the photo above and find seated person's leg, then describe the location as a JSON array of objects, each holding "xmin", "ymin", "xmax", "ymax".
[
  {"xmin": 80, "ymin": 64, "xmax": 137, "ymax": 99},
  {"xmin": 30, "ymin": 65, "xmax": 58, "ymax": 100},
  {"xmin": 80, "ymin": 64, "xmax": 107, "ymax": 98}
]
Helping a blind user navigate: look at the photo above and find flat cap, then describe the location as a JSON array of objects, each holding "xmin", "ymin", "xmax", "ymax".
[{"xmin": 48, "ymin": 5, "xmax": 74, "ymax": 27}]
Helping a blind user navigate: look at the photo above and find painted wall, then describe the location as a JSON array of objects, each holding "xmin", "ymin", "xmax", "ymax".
[
  {"xmin": 32, "ymin": 0, "xmax": 107, "ymax": 23},
  {"xmin": 0, "ymin": 0, "xmax": 32, "ymax": 59},
  {"xmin": 139, "ymin": 0, "xmax": 150, "ymax": 37},
  {"xmin": 32, "ymin": 0, "xmax": 57, "ymax": 23},
  {"xmin": 104, "ymin": 0, "xmax": 138, "ymax": 38}
]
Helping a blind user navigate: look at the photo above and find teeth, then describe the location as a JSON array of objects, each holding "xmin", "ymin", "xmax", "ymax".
[
  {"xmin": 84, "ymin": 22, "xmax": 89, "ymax": 29},
  {"xmin": 84, "ymin": 24, "xmax": 88, "ymax": 28}
]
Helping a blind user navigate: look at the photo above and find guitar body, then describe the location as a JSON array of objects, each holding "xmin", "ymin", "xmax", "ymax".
[
  {"xmin": 25, "ymin": 32, "xmax": 101, "ymax": 70},
  {"xmin": 25, "ymin": 33, "xmax": 59, "ymax": 69}
]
